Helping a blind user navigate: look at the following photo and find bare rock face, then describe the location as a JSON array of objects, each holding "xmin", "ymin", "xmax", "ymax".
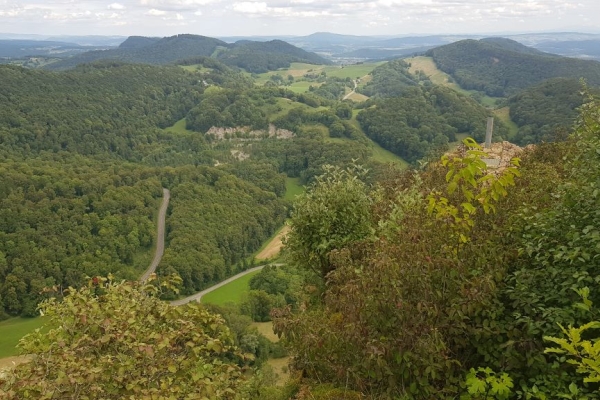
[
  {"xmin": 206, "ymin": 124, "xmax": 294, "ymax": 140},
  {"xmin": 451, "ymin": 140, "xmax": 526, "ymax": 176},
  {"xmin": 481, "ymin": 141, "xmax": 525, "ymax": 175}
]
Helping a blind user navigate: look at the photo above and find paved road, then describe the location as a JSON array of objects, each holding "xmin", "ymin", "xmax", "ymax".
[
  {"xmin": 140, "ymin": 188, "xmax": 170, "ymax": 282},
  {"xmin": 170, "ymin": 263, "xmax": 283, "ymax": 306}
]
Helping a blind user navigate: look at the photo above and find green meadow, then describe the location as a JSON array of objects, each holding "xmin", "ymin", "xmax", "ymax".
[
  {"xmin": 201, "ymin": 270, "xmax": 261, "ymax": 306},
  {"xmin": 0, "ymin": 317, "xmax": 46, "ymax": 358}
]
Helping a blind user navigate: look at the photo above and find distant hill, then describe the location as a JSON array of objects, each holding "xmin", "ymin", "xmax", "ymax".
[
  {"xmin": 426, "ymin": 38, "xmax": 600, "ymax": 96},
  {"xmin": 219, "ymin": 40, "xmax": 331, "ymax": 73},
  {"xmin": 118, "ymin": 36, "xmax": 161, "ymax": 49},
  {"xmin": 534, "ymin": 39, "xmax": 600, "ymax": 61},
  {"xmin": 332, "ymin": 46, "xmax": 434, "ymax": 60},
  {"xmin": 0, "ymin": 39, "xmax": 111, "ymax": 59},
  {"xmin": 45, "ymin": 34, "xmax": 227, "ymax": 70},
  {"xmin": 45, "ymin": 34, "xmax": 329, "ymax": 72}
]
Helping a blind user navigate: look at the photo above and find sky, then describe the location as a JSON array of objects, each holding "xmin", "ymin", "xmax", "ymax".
[{"xmin": 0, "ymin": 0, "xmax": 599, "ymax": 38}]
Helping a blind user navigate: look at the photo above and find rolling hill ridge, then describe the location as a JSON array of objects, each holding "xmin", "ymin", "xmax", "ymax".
[{"xmin": 44, "ymin": 34, "xmax": 331, "ymax": 72}]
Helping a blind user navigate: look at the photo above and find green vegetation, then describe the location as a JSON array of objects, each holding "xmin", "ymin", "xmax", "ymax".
[
  {"xmin": 369, "ymin": 140, "xmax": 409, "ymax": 166},
  {"xmin": 360, "ymin": 59, "xmax": 419, "ymax": 97},
  {"xmin": 0, "ymin": 318, "xmax": 45, "ymax": 358},
  {"xmin": 0, "ymin": 276, "xmax": 246, "ymax": 399},
  {"xmin": 427, "ymin": 38, "xmax": 600, "ymax": 96},
  {"xmin": 201, "ymin": 270, "xmax": 262, "ymax": 306},
  {"xmin": 164, "ymin": 118, "xmax": 194, "ymax": 135},
  {"xmin": 284, "ymin": 177, "xmax": 304, "ymax": 201},
  {"xmin": 46, "ymin": 35, "xmax": 330, "ymax": 73},
  {"xmin": 357, "ymin": 85, "xmax": 506, "ymax": 163},
  {"xmin": 5, "ymin": 33, "xmax": 600, "ymax": 400},
  {"xmin": 507, "ymin": 77, "xmax": 600, "ymax": 144},
  {"xmin": 270, "ymin": 95, "xmax": 600, "ymax": 398}
]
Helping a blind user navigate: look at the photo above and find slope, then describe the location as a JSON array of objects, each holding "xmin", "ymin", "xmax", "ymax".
[
  {"xmin": 427, "ymin": 38, "xmax": 600, "ymax": 96},
  {"xmin": 45, "ymin": 35, "xmax": 329, "ymax": 73}
]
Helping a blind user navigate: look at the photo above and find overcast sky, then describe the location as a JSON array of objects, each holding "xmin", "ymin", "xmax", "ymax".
[{"xmin": 0, "ymin": 0, "xmax": 598, "ymax": 38}]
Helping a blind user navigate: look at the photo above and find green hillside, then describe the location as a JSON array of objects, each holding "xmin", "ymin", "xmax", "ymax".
[
  {"xmin": 427, "ymin": 38, "xmax": 600, "ymax": 96},
  {"xmin": 45, "ymin": 34, "xmax": 329, "ymax": 73}
]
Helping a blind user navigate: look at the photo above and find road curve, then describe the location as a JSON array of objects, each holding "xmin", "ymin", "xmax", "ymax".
[
  {"xmin": 140, "ymin": 188, "xmax": 170, "ymax": 282},
  {"xmin": 170, "ymin": 264, "xmax": 283, "ymax": 306}
]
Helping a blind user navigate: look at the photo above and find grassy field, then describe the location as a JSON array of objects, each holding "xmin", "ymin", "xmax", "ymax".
[
  {"xmin": 370, "ymin": 141, "xmax": 409, "ymax": 167},
  {"xmin": 0, "ymin": 317, "xmax": 46, "ymax": 358},
  {"xmin": 201, "ymin": 270, "xmax": 261, "ymax": 306},
  {"xmin": 284, "ymin": 177, "xmax": 304, "ymax": 201},
  {"xmin": 493, "ymin": 106, "xmax": 519, "ymax": 140},
  {"xmin": 287, "ymin": 81, "xmax": 316, "ymax": 94},
  {"xmin": 252, "ymin": 62, "xmax": 383, "ymax": 86},
  {"xmin": 165, "ymin": 118, "xmax": 195, "ymax": 135},
  {"xmin": 406, "ymin": 56, "xmax": 500, "ymax": 108}
]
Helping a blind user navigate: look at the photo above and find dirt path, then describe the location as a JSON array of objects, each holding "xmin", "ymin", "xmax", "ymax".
[
  {"xmin": 342, "ymin": 74, "xmax": 369, "ymax": 101},
  {"xmin": 256, "ymin": 226, "xmax": 290, "ymax": 261},
  {"xmin": 343, "ymin": 79, "xmax": 358, "ymax": 100},
  {"xmin": 140, "ymin": 188, "xmax": 170, "ymax": 282}
]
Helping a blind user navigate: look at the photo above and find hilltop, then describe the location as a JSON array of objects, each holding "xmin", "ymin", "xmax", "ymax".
[
  {"xmin": 44, "ymin": 34, "xmax": 331, "ymax": 72},
  {"xmin": 426, "ymin": 38, "xmax": 600, "ymax": 96}
]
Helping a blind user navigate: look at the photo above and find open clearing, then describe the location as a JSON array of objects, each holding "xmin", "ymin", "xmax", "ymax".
[
  {"xmin": 493, "ymin": 106, "xmax": 519, "ymax": 140},
  {"xmin": 251, "ymin": 321, "xmax": 290, "ymax": 385},
  {"xmin": 406, "ymin": 56, "xmax": 500, "ymax": 108},
  {"xmin": 0, "ymin": 317, "xmax": 45, "ymax": 358},
  {"xmin": 165, "ymin": 118, "xmax": 195, "ymax": 135},
  {"xmin": 251, "ymin": 321, "xmax": 280, "ymax": 342},
  {"xmin": 284, "ymin": 177, "xmax": 304, "ymax": 201},
  {"xmin": 256, "ymin": 225, "xmax": 290, "ymax": 261},
  {"xmin": 200, "ymin": 270, "xmax": 261, "ymax": 306},
  {"xmin": 252, "ymin": 62, "xmax": 383, "ymax": 86}
]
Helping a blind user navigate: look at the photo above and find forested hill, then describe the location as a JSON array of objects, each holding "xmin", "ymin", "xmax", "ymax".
[
  {"xmin": 44, "ymin": 34, "xmax": 329, "ymax": 73},
  {"xmin": 427, "ymin": 38, "xmax": 600, "ymax": 96},
  {"xmin": 219, "ymin": 40, "xmax": 332, "ymax": 73},
  {"xmin": 507, "ymin": 78, "xmax": 600, "ymax": 144}
]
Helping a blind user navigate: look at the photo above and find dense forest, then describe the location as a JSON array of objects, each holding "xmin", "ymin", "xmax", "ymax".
[
  {"xmin": 507, "ymin": 78, "xmax": 600, "ymax": 144},
  {"xmin": 357, "ymin": 85, "xmax": 505, "ymax": 162},
  {"xmin": 4, "ymin": 32, "xmax": 600, "ymax": 399},
  {"xmin": 45, "ymin": 34, "xmax": 331, "ymax": 73},
  {"xmin": 427, "ymin": 38, "xmax": 600, "ymax": 96}
]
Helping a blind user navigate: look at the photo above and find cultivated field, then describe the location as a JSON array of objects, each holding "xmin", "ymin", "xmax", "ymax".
[
  {"xmin": 0, "ymin": 317, "xmax": 45, "ymax": 358},
  {"xmin": 256, "ymin": 225, "xmax": 290, "ymax": 261},
  {"xmin": 200, "ymin": 270, "xmax": 261, "ymax": 306},
  {"xmin": 252, "ymin": 62, "xmax": 384, "ymax": 90}
]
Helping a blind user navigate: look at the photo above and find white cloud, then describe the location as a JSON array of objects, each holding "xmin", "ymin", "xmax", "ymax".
[
  {"xmin": 232, "ymin": 1, "xmax": 268, "ymax": 14},
  {"xmin": 140, "ymin": 0, "xmax": 218, "ymax": 9},
  {"xmin": 146, "ymin": 8, "xmax": 167, "ymax": 15},
  {"xmin": 108, "ymin": 3, "xmax": 126, "ymax": 10}
]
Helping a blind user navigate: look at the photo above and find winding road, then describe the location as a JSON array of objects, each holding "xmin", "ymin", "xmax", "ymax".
[
  {"xmin": 169, "ymin": 265, "xmax": 269, "ymax": 306},
  {"xmin": 139, "ymin": 187, "xmax": 282, "ymax": 306},
  {"xmin": 140, "ymin": 188, "xmax": 170, "ymax": 282}
]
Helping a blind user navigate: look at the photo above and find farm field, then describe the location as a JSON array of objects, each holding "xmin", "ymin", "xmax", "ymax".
[
  {"xmin": 255, "ymin": 225, "xmax": 290, "ymax": 261},
  {"xmin": 200, "ymin": 270, "xmax": 261, "ymax": 306},
  {"xmin": 0, "ymin": 317, "xmax": 45, "ymax": 358},
  {"xmin": 252, "ymin": 62, "xmax": 383, "ymax": 85}
]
